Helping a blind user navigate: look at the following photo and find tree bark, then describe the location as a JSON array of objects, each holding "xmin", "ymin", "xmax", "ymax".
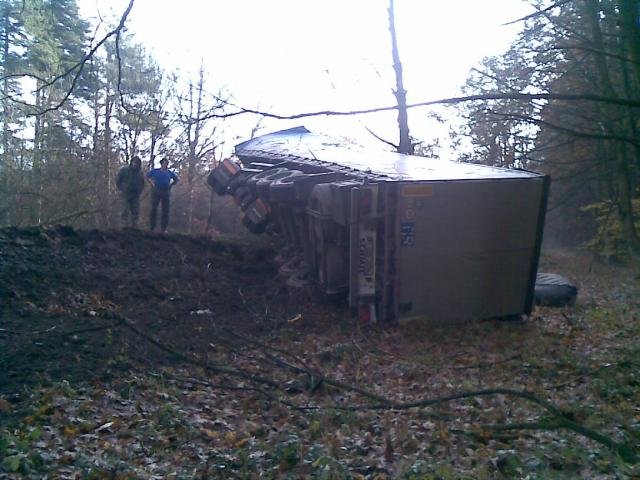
[
  {"xmin": 92, "ymin": 72, "xmax": 102, "ymax": 229},
  {"xmin": 388, "ymin": 0, "xmax": 413, "ymax": 155},
  {"xmin": 33, "ymin": 86, "xmax": 45, "ymax": 225},
  {"xmin": 619, "ymin": 0, "xmax": 640, "ymax": 87},
  {"xmin": 584, "ymin": 0, "xmax": 640, "ymax": 254},
  {"xmin": 99, "ymin": 94, "xmax": 114, "ymax": 229},
  {"xmin": 1, "ymin": 5, "xmax": 11, "ymax": 225}
]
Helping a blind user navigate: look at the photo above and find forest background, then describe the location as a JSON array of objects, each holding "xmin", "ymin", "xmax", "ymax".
[{"xmin": 1, "ymin": 0, "xmax": 640, "ymax": 259}]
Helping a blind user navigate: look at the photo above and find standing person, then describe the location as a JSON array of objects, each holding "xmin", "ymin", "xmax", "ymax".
[
  {"xmin": 147, "ymin": 157, "xmax": 179, "ymax": 233},
  {"xmin": 116, "ymin": 156, "xmax": 145, "ymax": 228}
]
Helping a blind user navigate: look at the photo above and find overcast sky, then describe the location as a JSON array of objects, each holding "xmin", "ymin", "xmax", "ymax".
[{"xmin": 79, "ymin": 0, "xmax": 533, "ymax": 157}]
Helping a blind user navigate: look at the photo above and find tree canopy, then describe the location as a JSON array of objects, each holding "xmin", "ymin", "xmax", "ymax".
[
  {"xmin": 1, "ymin": 0, "xmax": 639, "ymax": 255},
  {"xmin": 452, "ymin": 0, "xmax": 640, "ymax": 257}
]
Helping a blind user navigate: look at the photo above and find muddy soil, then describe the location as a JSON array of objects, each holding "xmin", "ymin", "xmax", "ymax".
[{"xmin": 0, "ymin": 226, "xmax": 333, "ymax": 397}]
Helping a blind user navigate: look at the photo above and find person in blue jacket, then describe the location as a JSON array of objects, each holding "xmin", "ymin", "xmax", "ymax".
[
  {"xmin": 147, "ymin": 157, "xmax": 179, "ymax": 233},
  {"xmin": 116, "ymin": 156, "xmax": 145, "ymax": 228}
]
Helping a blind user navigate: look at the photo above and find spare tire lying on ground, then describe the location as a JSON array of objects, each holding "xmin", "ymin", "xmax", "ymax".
[{"xmin": 534, "ymin": 273, "xmax": 578, "ymax": 307}]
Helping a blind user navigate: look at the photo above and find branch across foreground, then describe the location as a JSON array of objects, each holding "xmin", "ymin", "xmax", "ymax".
[
  {"xmin": 16, "ymin": 314, "xmax": 638, "ymax": 463},
  {"xmin": 197, "ymin": 92, "xmax": 640, "ymax": 122},
  {"xmin": 113, "ymin": 315, "xmax": 638, "ymax": 463}
]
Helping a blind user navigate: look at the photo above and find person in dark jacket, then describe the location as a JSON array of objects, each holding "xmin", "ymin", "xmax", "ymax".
[
  {"xmin": 116, "ymin": 156, "xmax": 145, "ymax": 228},
  {"xmin": 147, "ymin": 157, "xmax": 179, "ymax": 233}
]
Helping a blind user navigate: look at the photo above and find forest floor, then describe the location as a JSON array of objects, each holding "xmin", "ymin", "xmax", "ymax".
[{"xmin": 0, "ymin": 225, "xmax": 639, "ymax": 479}]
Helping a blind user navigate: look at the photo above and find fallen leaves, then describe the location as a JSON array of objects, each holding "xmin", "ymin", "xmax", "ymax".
[{"xmin": 2, "ymin": 228, "xmax": 640, "ymax": 478}]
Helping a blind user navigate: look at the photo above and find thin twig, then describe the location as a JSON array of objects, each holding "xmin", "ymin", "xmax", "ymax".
[
  {"xmin": 119, "ymin": 315, "xmax": 280, "ymax": 389},
  {"xmin": 0, "ymin": 326, "xmax": 58, "ymax": 336}
]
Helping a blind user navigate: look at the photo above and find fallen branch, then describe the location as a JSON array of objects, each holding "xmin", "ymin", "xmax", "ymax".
[
  {"xmin": 119, "ymin": 315, "xmax": 280, "ymax": 390},
  {"xmin": 479, "ymin": 420, "xmax": 636, "ymax": 463},
  {"xmin": 162, "ymin": 373, "xmax": 311, "ymax": 412},
  {"xmin": 61, "ymin": 320, "xmax": 124, "ymax": 338},
  {"xmin": 224, "ymin": 329, "xmax": 637, "ymax": 462},
  {"xmin": 121, "ymin": 315, "xmax": 638, "ymax": 462}
]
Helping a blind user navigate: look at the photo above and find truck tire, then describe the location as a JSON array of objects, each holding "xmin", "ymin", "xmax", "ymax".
[{"xmin": 534, "ymin": 273, "xmax": 577, "ymax": 307}]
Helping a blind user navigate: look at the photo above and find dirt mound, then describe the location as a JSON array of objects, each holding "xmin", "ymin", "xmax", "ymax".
[{"xmin": 0, "ymin": 226, "xmax": 326, "ymax": 396}]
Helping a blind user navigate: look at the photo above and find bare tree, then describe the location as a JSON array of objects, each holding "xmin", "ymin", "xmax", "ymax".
[
  {"xmin": 388, "ymin": 0, "xmax": 413, "ymax": 154},
  {"xmin": 176, "ymin": 64, "xmax": 227, "ymax": 233}
]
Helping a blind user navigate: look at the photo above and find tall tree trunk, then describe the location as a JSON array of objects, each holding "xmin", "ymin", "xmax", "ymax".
[
  {"xmin": 92, "ymin": 83, "xmax": 102, "ymax": 228},
  {"xmin": 1, "ymin": 6, "xmax": 10, "ymax": 225},
  {"xmin": 33, "ymin": 87, "xmax": 45, "ymax": 225},
  {"xmin": 388, "ymin": 0, "xmax": 413, "ymax": 155},
  {"xmin": 617, "ymin": 30, "xmax": 640, "ymax": 172},
  {"xmin": 584, "ymin": 0, "xmax": 640, "ymax": 254},
  {"xmin": 619, "ymin": 0, "xmax": 640, "ymax": 87},
  {"xmin": 206, "ymin": 188, "xmax": 215, "ymax": 235},
  {"xmin": 614, "ymin": 143, "xmax": 638, "ymax": 255},
  {"xmin": 99, "ymin": 94, "xmax": 114, "ymax": 228},
  {"xmin": 187, "ymin": 155, "xmax": 195, "ymax": 234}
]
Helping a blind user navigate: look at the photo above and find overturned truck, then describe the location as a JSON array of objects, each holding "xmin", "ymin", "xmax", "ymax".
[{"xmin": 208, "ymin": 127, "xmax": 549, "ymax": 324}]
